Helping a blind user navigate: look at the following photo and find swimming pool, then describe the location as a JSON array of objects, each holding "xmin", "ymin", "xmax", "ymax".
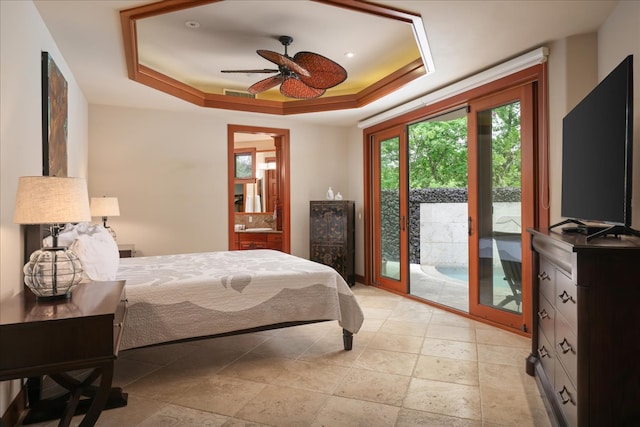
[
  {"xmin": 435, "ymin": 265, "xmax": 508, "ymax": 284},
  {"xmin": 435, "ymin": 265, "xmax": 469, "ymax": 281}
]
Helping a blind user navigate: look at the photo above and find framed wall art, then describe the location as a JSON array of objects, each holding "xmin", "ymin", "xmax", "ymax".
[{"xmin": 41, "ymin": 51, "xmax": 68, "ymax": 177}]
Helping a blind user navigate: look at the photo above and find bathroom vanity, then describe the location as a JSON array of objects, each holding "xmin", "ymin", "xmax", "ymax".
[{"xmin": 234, "ymin": 229, "xmax": 283, "ymax": 251}]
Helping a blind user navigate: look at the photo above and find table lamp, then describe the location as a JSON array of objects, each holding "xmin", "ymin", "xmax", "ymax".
[
  {"xmin": 90, "ymin": 196, "xmax": 120, "ymax": 240},
  {"xmin": 13, "ymin": 176, "xmax": 91, "ymax": 298}
]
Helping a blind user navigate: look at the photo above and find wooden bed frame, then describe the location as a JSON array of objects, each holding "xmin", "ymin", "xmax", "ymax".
[{"xmin": 24, "ymin": 224, "xmax": 354, "ymax": 351}]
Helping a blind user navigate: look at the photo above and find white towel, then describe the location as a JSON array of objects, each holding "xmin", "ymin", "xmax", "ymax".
[{"xmin": 245, "ymin": 195, "xmax": 254, "ymax": 212}]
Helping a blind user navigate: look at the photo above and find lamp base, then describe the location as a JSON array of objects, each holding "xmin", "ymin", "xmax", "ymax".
[
  {"xmin": 23, "ymin": 247, "xmax": 84, "ymax": 299},
  {"xmin": 35, "ymin": 292, "xmax": 72, "ymax": 301}
]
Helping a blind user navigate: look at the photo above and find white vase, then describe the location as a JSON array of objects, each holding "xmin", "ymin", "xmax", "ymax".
[{"xmin": 326, "ymin": 187, "xmax": 334, "ymax": 200}]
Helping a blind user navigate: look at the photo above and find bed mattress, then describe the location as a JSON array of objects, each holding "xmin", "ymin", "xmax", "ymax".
[{"xmin": 116, "ymin": 249, "xmax": 364, "ymax": 350}]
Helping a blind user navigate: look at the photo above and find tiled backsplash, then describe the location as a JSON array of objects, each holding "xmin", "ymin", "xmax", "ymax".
[{"xmin": 235, "ymin": 213, "xmax": 277, "ymax": 229}]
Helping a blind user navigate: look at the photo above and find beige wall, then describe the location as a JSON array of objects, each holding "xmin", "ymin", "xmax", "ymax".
[
  {"xmin": 546, "ymin": 1, "xmax": 639, "ymax": 228},
  {"xmin": 598, "ymin": 0, "xmax": 640, "ymax": 228},
  {"xmin": 547, "ymin": 34, "xmax": 599, "ymax": 225},
  {"xmin": 88, "ymin": 105, "xmax": 353, "ymax": 258},
  {"xmin": 0, "ymin": 0, "xmax": 89, "ymax": 414}
]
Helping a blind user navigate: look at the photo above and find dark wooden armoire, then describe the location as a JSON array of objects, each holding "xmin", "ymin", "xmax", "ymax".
[{"xmin": 309, "ymin": 200, "xmax": 355, "ymax": 286}]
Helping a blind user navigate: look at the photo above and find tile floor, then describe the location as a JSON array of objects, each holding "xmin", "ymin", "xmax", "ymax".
[{"xmin": 21, "ymin": 284, "xmax": 551, "ymax": 427}]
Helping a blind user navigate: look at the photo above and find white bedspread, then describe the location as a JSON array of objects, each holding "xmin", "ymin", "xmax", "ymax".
[{"xmin": 116, "ymin": 250, "xmax": 364, "ymax": 350}]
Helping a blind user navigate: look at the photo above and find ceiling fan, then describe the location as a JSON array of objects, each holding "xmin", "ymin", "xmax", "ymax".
[{"xmin": 221, "ymin": 35, "xmax": 347, "ymax": 99}]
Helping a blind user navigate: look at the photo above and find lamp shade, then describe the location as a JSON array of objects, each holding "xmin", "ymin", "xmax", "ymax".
[
  {"xmin": 90, "ymin": 197, "xmax": 120, "ymax": 217},
  {"xmin": 13, "ymin": 176, "xmax": 91, "ymax": 224}
]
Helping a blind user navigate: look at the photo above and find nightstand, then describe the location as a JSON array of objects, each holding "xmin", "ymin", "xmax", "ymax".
[
  {"xmin": 0, "ymin": 281, "xmax": 128, "ymax": 426},
  {"xmin": 118, "ymin": 243, "xmax": 135, "ymax": 258}
]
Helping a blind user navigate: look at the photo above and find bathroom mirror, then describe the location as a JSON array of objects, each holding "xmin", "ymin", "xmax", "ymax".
[{"xmin": 234, "ymin": 138, "xmax": 275, "ymax": 214}]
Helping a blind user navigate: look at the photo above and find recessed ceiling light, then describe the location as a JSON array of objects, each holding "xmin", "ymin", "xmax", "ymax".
[
  {"xmin": 185, "ymin": 20, "xmax": 200, "ymax": 29},
  {"xmin": 344, "ymin": 52, "xmax": 355, "ymax": 58}
]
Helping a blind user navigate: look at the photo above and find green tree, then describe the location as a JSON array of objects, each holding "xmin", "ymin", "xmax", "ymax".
[
  {"xmin": 406, "ymin": 102, "xmax": 521, "ymax": 189},
  {"xmin": 377, "ymin": 102, "xmax": 521, "ymax": 190},
  {"xmin": 379, "ymin": 136, "xmax": 400, "ymax": 190},
  {"xmin": 408, "ymin": 116, "xmax": 468, "ymax": 188},
  {"xmin": 490, "ymin": 102, "xmax": 521, "ymax": 187}
]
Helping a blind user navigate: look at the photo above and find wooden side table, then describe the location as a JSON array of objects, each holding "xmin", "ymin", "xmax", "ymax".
[
  {"xmin": 117, "ymin": 244, "xmax": 135, "ymax": 258},
  {"xmin": 0, "ymin": 281, "xmax": 128, "ymax": 426}
]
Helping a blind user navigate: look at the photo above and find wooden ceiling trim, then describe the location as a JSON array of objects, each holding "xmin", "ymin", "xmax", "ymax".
[{"xmin": 119, "ymin": 0, "xmax": 427, "ymax": 115}]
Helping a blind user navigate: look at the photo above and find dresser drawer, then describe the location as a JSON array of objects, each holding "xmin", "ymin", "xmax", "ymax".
[
  {"xmin": 266, "ymin": 233, "xmax": 283, "ymax": 250},
  {"xmin": 536, "ymin": 327, "xmax": 555, "ymax": 385},
  {"xmin": 555, "ymin": 268, "xmax": 577, "ymax": 329},
  {"xmin": 238, "ymin": 241, "xmax": 267, "ymax": 250},
  {"xmin": 555, "ymin": 312, "xmax": 578, "ymax": 385},
  {"xmin": 267, "ymin": 233, "xmax": 282, "ymax": 243},
  {"xmin": 555, "ymin": 360, "xmax": 578, "ymax": 427},
  {"xmin": 538, "ymin": 257, "xmax": 556, "ymax": 303},
  {"xmin": 538, "ymin": 293, "xmax": 555, "ymax": 345}
]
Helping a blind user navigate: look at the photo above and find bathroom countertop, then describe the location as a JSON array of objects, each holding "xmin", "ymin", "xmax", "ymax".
[{"xmin": 236, "ymin": 229, "xmax": 282, "ymax": 234}]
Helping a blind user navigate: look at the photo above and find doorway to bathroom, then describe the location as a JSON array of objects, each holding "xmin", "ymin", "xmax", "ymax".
[{"xmin": 227, "ymin": 124, "xmax": 291, "ymax": 253}]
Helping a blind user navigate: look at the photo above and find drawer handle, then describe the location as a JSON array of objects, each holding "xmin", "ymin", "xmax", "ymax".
[
  {"xmin": 537, "ymin": 345, "xmax": 549, "ymax": 358},
  {"xmin": 558, "ymin": 290, "xmax": 575, "ymax": 304},
  {"xmin": 115, "ymin": 322, "xmax": 123, "ymax": 329},
  {"xmin": 538, "ymin": 309, "xmax": 549, "ymax": 320},
  {"xmin": 538, "ymin": 272, "xmax": 550, "ymax": 281},
  {"xmin": 559, "ymin": 386, "xmax": 575, "ymax": 405},
  {"xmin": 558, "ymin": 338, "xmax": 574, "ymax": 354}
]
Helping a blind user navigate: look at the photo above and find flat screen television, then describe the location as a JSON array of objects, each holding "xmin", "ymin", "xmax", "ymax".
[{"xmin": 553, "ymin": 54, "xmax": 638, "ymax": 240}]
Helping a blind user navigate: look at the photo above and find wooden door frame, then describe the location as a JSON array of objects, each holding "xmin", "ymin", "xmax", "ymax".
[
  {"xmin": 369, "ymin": 126, "xmax": 409, "ymax": 293},
  {"xmin": 227, "ymin": 124, "xmax": 290, "ymax": 253}
]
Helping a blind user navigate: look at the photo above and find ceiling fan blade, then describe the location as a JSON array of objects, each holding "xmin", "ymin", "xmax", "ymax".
[
  {"xmin": 221, "ymin": 69, "xmax": 279, "ymax": 74},
  {"xmin": 280, "ymin": 78, "xmax": 325, "ymax": 99},
  {"xmin": 248, "ymin": 74, "xmax": 284, "ymax": 94},
  {"xmin": 257, "ymin": 50, "xmax": 310, "ymax": 77},
  {"xmin": 293, "ymin": 52, "xmax": 347, "ymax": 89}
]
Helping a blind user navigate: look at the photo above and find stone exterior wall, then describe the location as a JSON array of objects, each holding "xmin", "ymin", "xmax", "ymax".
[{"xmin": 380, "ymin": 188, "xmax": 521, "ymax": 266}]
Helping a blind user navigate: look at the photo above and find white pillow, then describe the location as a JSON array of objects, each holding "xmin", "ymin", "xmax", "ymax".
[
  {"xmin": 43, "ymin": 222, "xmax": 87, "ymax": 247},
  {"xmin": 41, "ymin": 222, "xmax": 119, "ymax": 281},
  {"xmin": 69, "ymin": 224, "xmax": 120, "ymax": 282},
  {"xmin": 42, "ymin": 223, "xmax": 119, "ymax": 281}
]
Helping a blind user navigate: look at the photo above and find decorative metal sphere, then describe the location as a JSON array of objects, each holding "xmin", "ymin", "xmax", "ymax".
[{"xmin": 23, "ymin": 248, "xmax": 84, "ymax": 298}]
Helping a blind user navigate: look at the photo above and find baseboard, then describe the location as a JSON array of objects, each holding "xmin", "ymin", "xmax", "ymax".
[{"xmin": 1, "ymin": 386, "xmax": 26, "ymax": 427}]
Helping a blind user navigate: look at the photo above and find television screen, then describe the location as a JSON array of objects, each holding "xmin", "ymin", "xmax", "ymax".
[{"xmin": 561, "ymin": 55, "xmax": 633, "ymax": 227}]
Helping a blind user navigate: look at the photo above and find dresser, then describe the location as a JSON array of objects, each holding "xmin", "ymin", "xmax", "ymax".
[
  {"xmin": 526, "ymin": 229, "xmax": 640, "ymax": 426},
  {"xmin": 310, "ymin": 200, "xmax": 355, "ymax": 286},
  {"xmin": 0, "ymin": 281, "xmax": 128, "ymax": 426}
]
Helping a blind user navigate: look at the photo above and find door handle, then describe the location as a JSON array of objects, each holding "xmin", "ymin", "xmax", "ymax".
[
  {"xmin": 401, "ymin": 216, "xmax": 406, "ymax": 231},
  {"xmin": 468, "ymin": 217, "xmax": 472, "ymax": 236}
]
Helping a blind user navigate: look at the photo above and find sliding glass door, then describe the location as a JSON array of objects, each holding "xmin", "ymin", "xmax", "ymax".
[
  {"xmin": 468, "ymin": 85, "xmax": 534, "ymax": 330},
  {"xmin": 407, "ymin": 109, "xmax": 469, "ymax": 311},
  {"xmin": 367, "ymin": 82, "xmax": 537, "ymax": 332}
]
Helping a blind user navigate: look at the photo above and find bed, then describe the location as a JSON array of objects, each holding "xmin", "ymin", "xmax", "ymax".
[
  {"xmin": 117, "ymin": 249, "xmax": 363, "ymax": 350},
  {"xmin": 26, "ymin": 224, "xmax": 364, "ymax": 351}
]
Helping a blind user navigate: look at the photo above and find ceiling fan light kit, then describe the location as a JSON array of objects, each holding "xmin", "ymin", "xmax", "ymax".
[{"xmin": 222, "ymin": 35, "xmax": 347, "ymax": 99}]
